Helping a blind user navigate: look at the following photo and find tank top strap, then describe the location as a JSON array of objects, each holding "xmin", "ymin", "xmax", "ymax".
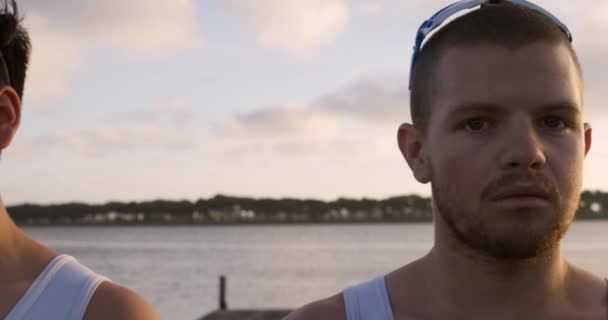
[
  {"xmin": 343, "ymin": 275, "xmax": 394, "ymax": 320},
  {"xmin": 5, "ymin": 254, "xmax": 109, "ymax": 320},
  {"xmin": 605, "ymin": 278, "xmax": 608, "ymax": 320}
]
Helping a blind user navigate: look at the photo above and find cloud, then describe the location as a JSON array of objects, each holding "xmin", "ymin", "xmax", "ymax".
[
  {"xmin": 356, "ymin": 1, "xmax": 385, "ymax": 17},
  {"xmin": 2, "ymin": 137, "xmax": 41, "ymax": 161},
  {"xmin": 6, "ymin": 93, "xmax": 198, "ymax": 160},
  {"xmin": 273, "ymin": 138, "xmax": 363, "ymax": 157},
  {"xmin": 579, "ymin": 44, "xmax": 608, "ymax": 116},
  {"xmin": 20, "ymin": 0, "xmax": 203, "ymax": 106},
  {"xmin": 215, "ymin": 75, "xmax": 409, "ymax": 141},
  {"xmin": 22, "ymin": 0, "xmax": 203, "ymax": 55},
  {"xmin": 211, "ymin": 137, "xmax": 366, "ymax": 163},
  {"xmin": 589, "ymin": 3, "xmax": 608, "ymax": 27},
  {"xmin": 210, "ymin": 76, "xmax": 409, "ymax": 162},
  {"xmin": 60, "ymin": 126, "xmax": 195, "ymax": 157},
  {"xmin": 315, "ymin": 76, "xmax": 410, "ymax": 125},
  {"xmin": 218, "ymin": 104, "xmax": 341, "ymax": 139},
  {"xmin": 220, "ymin": 0, "xmax": 349, "ymax": 54},
  {"xmin": 120, "ymin": 97, "xmax": 194, "ymax": 126},
  {"xmin": 6, "ymin": 126, "xmax": 196, "ymax": 159},
  {"xmin": 21, "ymin": 22, "xmax": 83, "ymax": 107}
]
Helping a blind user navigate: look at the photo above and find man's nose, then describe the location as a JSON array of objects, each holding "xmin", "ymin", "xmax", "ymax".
[{"xmin": 498, "ymin": 120, "xmax": 546, "ymax": 170}]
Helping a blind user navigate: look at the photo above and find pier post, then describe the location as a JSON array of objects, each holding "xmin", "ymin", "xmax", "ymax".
[{"xmin": 219, "ymin": 275, "xmax": 227, "ymax": 310}]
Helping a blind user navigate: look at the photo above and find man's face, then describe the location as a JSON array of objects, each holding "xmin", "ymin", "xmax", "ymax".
[{"xmin": 425, "ymin": 43, "xmax": 589, "ymax": 260}]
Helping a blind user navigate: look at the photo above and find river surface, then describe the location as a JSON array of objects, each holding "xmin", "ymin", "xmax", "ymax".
[{"xmin": 22, "ymin": 221, "xmax": 608, "ymax": 320}]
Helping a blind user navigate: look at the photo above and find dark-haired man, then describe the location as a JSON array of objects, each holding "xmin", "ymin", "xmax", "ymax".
[
  {"xmin": 286, "ymin": 1, "xmax": 606, "ymax": 319},
  {"xmin": 0, "ymin": 1, "xmax": 159, "ymax": 319}
]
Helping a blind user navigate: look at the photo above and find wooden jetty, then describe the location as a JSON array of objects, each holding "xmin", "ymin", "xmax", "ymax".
[
  {"xmin": 199, "ymin": 310, "xmax": 292, "ymax": 320},
  {"xmin": 198, "ymin": 276, "xmax": 293, "ymax": 320}
]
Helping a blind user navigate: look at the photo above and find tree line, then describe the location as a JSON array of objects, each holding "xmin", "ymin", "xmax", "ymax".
[{"xmin": 7, "ymin": 190, "xmax": 608, "ymax": 225}]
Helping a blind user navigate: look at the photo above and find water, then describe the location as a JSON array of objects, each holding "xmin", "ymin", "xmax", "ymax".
[{"xmin": 22, "ymin": 221, "xmax": 608, "ymax": 320}]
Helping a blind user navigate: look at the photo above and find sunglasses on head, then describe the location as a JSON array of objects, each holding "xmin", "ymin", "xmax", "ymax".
[{"xmin": 409, "ymin": 0, "xmax": 573, "ymax": 90}]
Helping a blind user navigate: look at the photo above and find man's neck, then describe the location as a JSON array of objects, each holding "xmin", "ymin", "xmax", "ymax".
[
  {"xmin": 0, "ymin": 201, "xmax": 21, "ymax": 263},
  {"xmin": 0, "ymin": 200, "xmax": 64, "ymax": 318},
  {"xmin": 386, "ymin": 213, "xmax": 608, "ymax": 320},
  {"xmin": 387, "ymin": 232, "xmax": 606, "ymax": 320},
  {"xmin": 425, "ymin": 241, "xmax": 569, "ymax": 316},
  {"xmin": 0, "ymin": 200, "xmax": 56, "ymax": 281}
]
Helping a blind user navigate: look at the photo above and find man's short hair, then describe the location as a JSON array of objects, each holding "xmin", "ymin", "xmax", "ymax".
[
  {"xmin": 0, "ymin": 0, "xmax": 31, "ymax": 100},
  {"xmin": 409, "ymin": 3, "xmax": 581, "ymax": 136}
]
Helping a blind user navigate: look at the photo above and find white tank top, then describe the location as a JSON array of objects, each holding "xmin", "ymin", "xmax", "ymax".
[
  {"xmin": 5, "ymin": 255, "xmax": 109, "ymax": 320},
  {"xmin": 344, "ymin": 276, "xmax": 608, "ymax": 320},
  {"xmin": 343, "ymin": 275, "xmax": 394, "ymax": 320}
]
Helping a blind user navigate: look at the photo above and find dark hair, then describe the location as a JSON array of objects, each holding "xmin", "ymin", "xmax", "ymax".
[
  {"xmin": 409, "ymin": 3, "xmax": 581, "ymax": 136},
  {"xmin": 0, "ymin": 0, "xmax": 31, "ymax": 101}
]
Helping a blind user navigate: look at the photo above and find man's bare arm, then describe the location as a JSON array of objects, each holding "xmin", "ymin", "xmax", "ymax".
[
  {"xmin": 84, "ymin": 281, "xmax": 160, "ymax": 320},
  {"xmin": 283, "ymin": 294, "xmax": 346, "ymax": 320}
]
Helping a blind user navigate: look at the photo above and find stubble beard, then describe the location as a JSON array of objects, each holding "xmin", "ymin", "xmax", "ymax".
[{"xmin": 431, "ymin": 177, "xmax": 577, "ymax": 261}]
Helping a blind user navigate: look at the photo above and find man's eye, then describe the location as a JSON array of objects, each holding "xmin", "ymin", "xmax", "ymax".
[
  {"xmin": 542, "ymin": 116, "xmax": 566, "ymax": 129},
  {"xmin": 465, "ymin": 119, "xmax": 490, "ymax": 131}
]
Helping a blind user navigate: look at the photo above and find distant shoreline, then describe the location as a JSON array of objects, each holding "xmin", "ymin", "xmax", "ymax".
[
  {"xmin": 9, "ymin": 192, "xmax": 608, "ymax": 226},
  {"xmin": 16, "ymin": 216, "xmax": 608, "ymax": 227},
  {"xmin": 17, "ymin": 219, "xmax": 435, "ymax": 227}
]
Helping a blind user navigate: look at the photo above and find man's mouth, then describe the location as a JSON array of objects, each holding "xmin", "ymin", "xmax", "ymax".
[{"xmin": 490, "ymin": 186, "xmax": 551, "ymax": 208}]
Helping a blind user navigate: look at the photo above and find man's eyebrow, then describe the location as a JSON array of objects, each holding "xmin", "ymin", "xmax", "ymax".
[{"xmin": 536, "ymin": 102, "xmax": 582, "ymax": 115}]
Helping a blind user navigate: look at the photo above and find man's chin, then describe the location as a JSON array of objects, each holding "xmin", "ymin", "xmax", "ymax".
[
  {"xmin": 443, "ymin": 207, "xmax": 570, "ymax": 261},
  {"xmin": 460, "ymin": 220, "xmax": 569, "ymax": 261}
]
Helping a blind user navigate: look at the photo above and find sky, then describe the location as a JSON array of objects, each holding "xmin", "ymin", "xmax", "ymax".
[{"xmin": 1, "ymin": 0, "xmax": 607, "ymax": 205}]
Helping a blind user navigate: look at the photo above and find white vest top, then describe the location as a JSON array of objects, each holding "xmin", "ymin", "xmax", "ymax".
[
  {"xmin": 5, "ymin": 255, "xmax": 109, "ymax": 320},
  {"xmin": 344, "ymin": 275, "xmax": 608, "ymax": 320},
  {"xmin": 343, "ymin": 275, "xmax": 394, "ymax": 320}
]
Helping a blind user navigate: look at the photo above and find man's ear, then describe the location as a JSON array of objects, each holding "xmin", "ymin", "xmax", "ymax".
[
  {"xmin": 0, "ymin": 86, "xmax": 21, "ymax": 150},
  {"xmin": 583, "ymin": 122, "xmax": 592, "ymax": 157},
  {"xmin": 397, "ymin": 123, "xmax": 431, "ymax": 184}
]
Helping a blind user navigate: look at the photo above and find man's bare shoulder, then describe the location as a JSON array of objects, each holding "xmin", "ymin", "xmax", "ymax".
[
  {"xmin": 284, "ymin": 293, "xmax": 346, "ymax": 320},
  {"xmin": 84, "ymin": 281, "xmax": 160, "ymax": 320}
]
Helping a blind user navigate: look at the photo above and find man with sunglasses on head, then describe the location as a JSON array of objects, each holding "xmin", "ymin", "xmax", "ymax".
[
  {"xmin": 287, "ymin": 0, "xmax": 606, "ymax": 319},
  {"xmin": 0, "ymin": 1, "xmax": 159, "ymax": 319}
]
